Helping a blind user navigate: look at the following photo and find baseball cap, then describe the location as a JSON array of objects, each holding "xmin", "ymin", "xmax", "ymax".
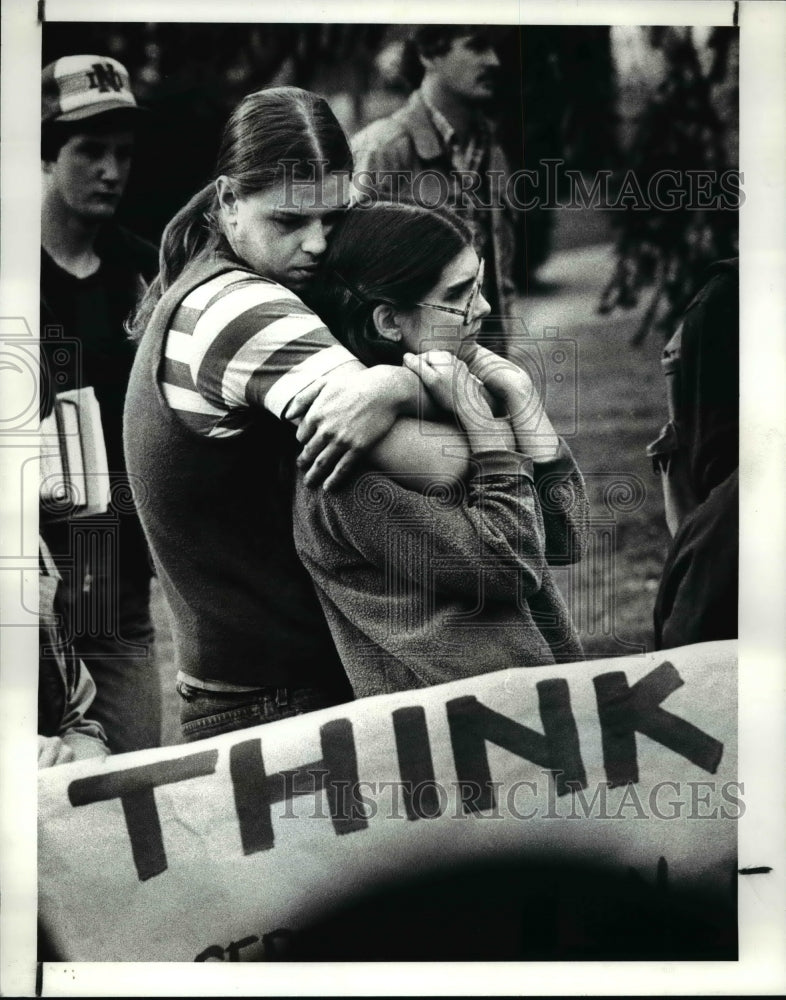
[{"xmin": 42, "ymin": 55, "xmax": 141, "ymax": 124}]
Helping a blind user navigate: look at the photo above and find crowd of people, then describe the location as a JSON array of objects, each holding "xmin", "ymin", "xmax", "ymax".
[{"xmin": 38, "ymin": 27, "xmax": 738, "ymax": 765}]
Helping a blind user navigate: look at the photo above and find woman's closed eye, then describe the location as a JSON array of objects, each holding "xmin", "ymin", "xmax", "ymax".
[
  {"xmin": 271, "ymin": 210, "xmax": 345, "ymax": 237},
  {"xmin": 271, "ymin": 214, "xmax": 304, "ymax": 233}
]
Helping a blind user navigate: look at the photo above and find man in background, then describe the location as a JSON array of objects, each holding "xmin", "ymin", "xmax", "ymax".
[
  {"xmin": 40, "ymin": 55, "xmax": 160, "ymax": 752},
  {"xmin": 351, "ymin": 26, "xmax": 518, "ymax": 355}
]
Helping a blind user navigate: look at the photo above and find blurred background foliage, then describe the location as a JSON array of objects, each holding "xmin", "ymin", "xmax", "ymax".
[
  {"xmin": 43, "ymin": 22, "xmax": 738, "ymax": 342},
  {"xmin": 599, "ymin": 26, "xmax": 740, "ymax": 343}
]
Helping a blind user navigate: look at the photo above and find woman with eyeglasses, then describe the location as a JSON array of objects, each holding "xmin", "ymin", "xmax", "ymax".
[{"xmin": 296, "ymin": 199, "xmax": 588, "ymax": 697}]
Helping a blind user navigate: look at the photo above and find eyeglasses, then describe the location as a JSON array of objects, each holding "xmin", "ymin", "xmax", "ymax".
[{"xmin": 414, "ymin": 258, "xmax": 485, "ymax": 326}]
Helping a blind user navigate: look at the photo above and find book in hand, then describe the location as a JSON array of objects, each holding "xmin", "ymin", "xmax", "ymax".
[{"xmin": 40, "ymin": 387, "xmax": 110, "ymax": 520}]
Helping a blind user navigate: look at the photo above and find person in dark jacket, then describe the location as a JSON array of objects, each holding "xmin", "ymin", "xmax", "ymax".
[
  {"xmin": 40, "ymin": 55, "xmax": 160, "ymax": 752},
  {"xmin": 648, "ymin": 259, "xmax": 739, "ymax": 649}
]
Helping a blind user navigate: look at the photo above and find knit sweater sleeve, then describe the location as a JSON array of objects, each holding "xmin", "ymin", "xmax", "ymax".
[
  {"xmin": 316, "ymin": 449, "xmax": 548, "ymax": 601},
  {"xmin": 532, "ymin": 437, "xmax": 589, "ymax": 565}
]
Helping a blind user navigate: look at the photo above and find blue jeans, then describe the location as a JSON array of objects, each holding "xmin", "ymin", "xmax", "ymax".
[{"xmin": 176, "ymin": 681, "xmax": 347, "ymax": 743}]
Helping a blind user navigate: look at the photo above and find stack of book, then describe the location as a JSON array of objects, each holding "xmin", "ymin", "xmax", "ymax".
[{"xmin": 40, "ymin": 387, "xmax": 110, "ymax": 519}]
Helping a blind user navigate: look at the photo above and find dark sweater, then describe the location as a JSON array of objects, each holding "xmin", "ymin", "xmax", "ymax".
[{"xmin": 123, "ymin": 255, "xmax": 350, "ymax": 694}]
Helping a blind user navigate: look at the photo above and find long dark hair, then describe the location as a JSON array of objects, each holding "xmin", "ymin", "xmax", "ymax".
[
  {"xmin": 129, "ymin": 86, "xmax": 352, "ymax": 339},
  {"xmin": 303, "ymin": 200, "xmax": 474, "ymax": 368}
]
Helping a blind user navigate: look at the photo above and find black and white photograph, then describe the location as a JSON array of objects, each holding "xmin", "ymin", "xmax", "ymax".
[{"xmin": 0, "ymin": 0, "xmax": 784, "ymax": 994}]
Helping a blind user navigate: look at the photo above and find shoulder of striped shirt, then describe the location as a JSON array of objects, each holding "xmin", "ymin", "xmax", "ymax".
[
  {"xmin": 166, "ymin": 268, "xmax": 320, "ymax": 383},
  {"xmin": 181, "ymin": 268, "xmax": 302, "ymax": 312},
  {"xmin": 161, "ymin": 268, "xmax": 351, "ymax": 436},
  {"xmin": 178, "ymin": 271, "xmax": 329, "ymax": 382}
]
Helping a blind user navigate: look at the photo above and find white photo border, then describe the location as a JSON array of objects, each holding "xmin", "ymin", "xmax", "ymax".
[{"xmin": 1, "ymin": 0, "xmax": 784, "ymax": 995}]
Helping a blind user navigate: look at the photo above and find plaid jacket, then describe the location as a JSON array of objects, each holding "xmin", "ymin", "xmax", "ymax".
[
  {"xmin": 352, "ymin": 90, "xmax": 517, "ymax": 345},
  {"xmin": 38, "ymin": 538, "xmax": 109, "ymax": 753}
]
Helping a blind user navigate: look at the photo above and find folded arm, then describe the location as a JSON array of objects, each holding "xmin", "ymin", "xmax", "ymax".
[
  {"xmin": 170, "ymin": 277, "xmax": 472, "ymax": 491},
  {"xmin": 314, "ymin": 353, "xmax": 550, "ymax": 601},
  {"xmin": 318, "ymin": 450, "xmax": 546, "ymax": 602},
  {"xmin": 285, "ymin": 359, "xmax": 471, "ymax": 490},
  {"xmin": 463, "ymin": 346, "xmax": 589, "ymax": 563}
]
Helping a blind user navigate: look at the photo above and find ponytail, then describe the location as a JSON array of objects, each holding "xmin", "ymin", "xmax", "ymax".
[
  {"xmin": 159, "ymin": 183, "xmax": 221, "ymax": 289},
  {"xmin": 128, "ymin": 183, "xmax": 221, "ymax": 341}
]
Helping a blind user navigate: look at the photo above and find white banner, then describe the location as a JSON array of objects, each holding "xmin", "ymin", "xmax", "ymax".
[{"xmin": 39, "ymin": 640, "xmax": 738, "ymax": 962}]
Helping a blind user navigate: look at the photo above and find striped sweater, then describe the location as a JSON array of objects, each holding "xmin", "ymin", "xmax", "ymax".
[
  {"xmin": 123, "ymin": 254, "xmax": 353, "ymax": 693},
  {"xmin": 159, "ymin": 267, "xmax": 355, "ymax": 436}
]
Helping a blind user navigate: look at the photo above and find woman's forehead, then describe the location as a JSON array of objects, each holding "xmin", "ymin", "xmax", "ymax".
[
  {"xmin": 436, "ymin": 246, "xmax": 481, "ymax": 286},
  {"xmin": 257, "ymin": 172, "xmax": 350, "ymax": 212}
]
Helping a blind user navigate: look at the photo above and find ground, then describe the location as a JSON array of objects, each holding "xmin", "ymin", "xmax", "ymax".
[{"xmin": 151, "ymin": 235, "xmax": 672, "ymax": 747}]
